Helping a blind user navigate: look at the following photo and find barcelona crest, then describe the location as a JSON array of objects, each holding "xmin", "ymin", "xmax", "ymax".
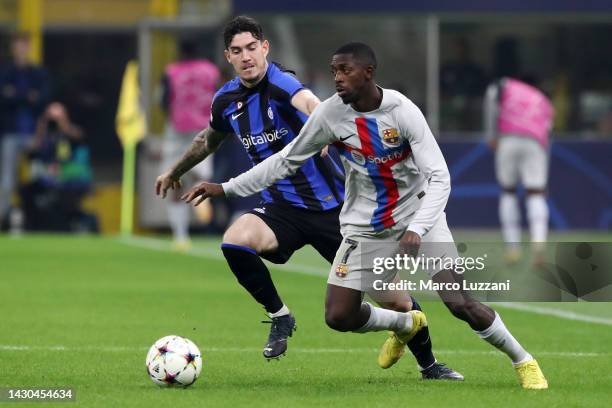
[
  {"xmin": 335, "ymin": 263, "xmax": 349, "ymax": 278},
  {"xmin": 382, "ymin": 128, "xmax": 400, "ymax": 146}
]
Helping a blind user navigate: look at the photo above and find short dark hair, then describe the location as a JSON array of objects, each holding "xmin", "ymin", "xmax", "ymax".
[
  {"xmin": 334, "ymin": 42, "xmax": 377, "ymax": 69},
  {"xmin": 223, "ymin": 15, "xmax": 264, "ymax": 49}
]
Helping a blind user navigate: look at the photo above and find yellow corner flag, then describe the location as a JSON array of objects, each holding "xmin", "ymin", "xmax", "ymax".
[
  {"xmin": 116, "ymin": 60, "xmax": 146, "ymax": 147},
  {"xmin": 116, "ymin": 60, "xmax": 146, "ymax": 236}
]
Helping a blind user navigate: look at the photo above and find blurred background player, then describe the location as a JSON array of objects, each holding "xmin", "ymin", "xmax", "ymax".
[
  {"xmin": 0, "ymin": 32, "xmax": 49, "ymax": 229},
  {"xmin": 156, "ymin": 17, "xmax": 460, "ymax": 381},
  {"xmin": 160, "ymin": 38, "xmax": 220, "ymax": 249},
  {"xmin": 484, "ymin": 77, "xmax": 554, "ymax": 266}
]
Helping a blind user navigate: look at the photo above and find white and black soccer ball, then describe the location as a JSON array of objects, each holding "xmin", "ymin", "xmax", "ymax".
[{"xmin": 146, "ymin": 335, "xmax": 203, "ymax": 387}]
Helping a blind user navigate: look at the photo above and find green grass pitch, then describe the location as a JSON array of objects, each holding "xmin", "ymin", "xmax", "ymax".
[{"xmin": 1, "ymin": 232, "xmax": 611, "ymax": 407}]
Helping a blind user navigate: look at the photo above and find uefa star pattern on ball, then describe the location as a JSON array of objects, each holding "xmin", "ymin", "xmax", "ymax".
[{"xmin": 146, "ymin": 335, "xmax": 203, "ymax": 387}]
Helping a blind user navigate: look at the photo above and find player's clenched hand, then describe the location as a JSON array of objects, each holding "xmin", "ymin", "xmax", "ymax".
[
  {"xmin": 155, "ymin": 171, "xmax": 182, "ymax": 199},
  {"xmin": 399, "ymin": 230, "xmax": 421, "ymax": 258},
  {"xmin": 181, "ymin": 182, "xmax": 225, "ymax": 206}
]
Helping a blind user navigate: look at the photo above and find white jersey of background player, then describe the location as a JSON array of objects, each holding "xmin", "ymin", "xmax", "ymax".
[
  {"xmin": 184, "ymin": 43, "xmax": 548, "ymax": 389},
  {"xmin": 484, "ymin": 77, "xmax": 554, "ymax": 265}
]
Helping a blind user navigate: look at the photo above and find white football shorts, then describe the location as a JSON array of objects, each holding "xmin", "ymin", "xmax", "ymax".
[
  {"xmin": 495, "ymin": 135, "xmax": 549, "ymax": 190},
  {"xmin": 327, "ymin": 212, "xmax": 459, "ymax": 295}
]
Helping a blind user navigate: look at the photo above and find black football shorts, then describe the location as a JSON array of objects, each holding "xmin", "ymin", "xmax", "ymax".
[{"xmin": 248, "ymin": 203, "xmax": 342, "ymax": 264}]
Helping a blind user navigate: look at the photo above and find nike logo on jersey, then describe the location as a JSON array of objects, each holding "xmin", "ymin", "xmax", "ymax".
[
  {"xmin": 231, "ymin": 111, "xmax": 244, "ymax": 120},
  {"xmin": 339, "ymin": 133, "xmax": 356, "ymax": 141}
]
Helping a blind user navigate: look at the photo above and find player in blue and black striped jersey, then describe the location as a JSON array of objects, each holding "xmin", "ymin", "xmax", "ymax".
[
  {"xmin": 155, "ymin": 16, "xmax": 460, "ymax": 380},
  {"xmin": 209, "ymin": 61, "xmax": 345, "ymax": 212}
]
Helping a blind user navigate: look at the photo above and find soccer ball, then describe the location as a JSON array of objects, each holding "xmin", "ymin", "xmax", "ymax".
[{"xmin": 146, "ymin": 335, "xmax": 203, "ymax": 387}]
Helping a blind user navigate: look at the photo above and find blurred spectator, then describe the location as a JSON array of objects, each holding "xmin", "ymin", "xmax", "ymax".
[
  {"xmin": 0, "ymin": 32, "xmax": 50, "ymax": 225},
  {"xmin": 440, "ymin": 38, "xmax": 487, "ymax": 131},
  {"xmin": 20, "ymin": 102, "xmax": 97, "ymax": 232},
  {"xmin": 159, "ymin": 38, "xmax": 220, "ymax": 249}
]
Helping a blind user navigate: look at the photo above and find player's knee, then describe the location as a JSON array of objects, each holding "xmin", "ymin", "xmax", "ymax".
[
  {"xmin": 223, "ymin": 216, "xmax": 277, "ymax": 253},
  {"xmin": 222, "ymin": 228, "xmax": 257, "ymax": 249}
]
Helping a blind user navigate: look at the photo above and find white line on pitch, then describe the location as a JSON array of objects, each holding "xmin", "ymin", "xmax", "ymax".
[
  {"xmin": 0, "ymin": 344, "xmax": 607, "ymax": 357},
  {"xmin": 491, "ymin": 302, "xmax": 612, "ymax": 326}
]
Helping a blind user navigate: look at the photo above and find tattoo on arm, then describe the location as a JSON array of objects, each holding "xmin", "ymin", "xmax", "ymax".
[{"xmin": 169, "ymin": 127, "xmax": 225, "ymax": 178}]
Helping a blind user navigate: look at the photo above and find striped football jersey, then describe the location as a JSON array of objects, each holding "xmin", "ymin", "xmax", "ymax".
[
  {"xmin": 223, "ymin": 87, "xmax": 451, "ymax": 236},
  {"xmin": 210, "ymin": 62, "xmax": 344, "ymax": 211}
]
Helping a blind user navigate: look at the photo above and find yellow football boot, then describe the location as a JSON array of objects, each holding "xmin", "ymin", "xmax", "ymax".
[
  {"xmin": 515, "ymin": 359, "xmax": 548, "ymax": 389},
  {"xmin": 378, "ymin": 310, "xmax": 427, "ymax": 369},
  {"xmin": 172, "ymin": 239, "xmax": 192, "ymax": 252},
  {"xmin": 504, "ymin": 247, "xmax": 522, "ymax": 265}
]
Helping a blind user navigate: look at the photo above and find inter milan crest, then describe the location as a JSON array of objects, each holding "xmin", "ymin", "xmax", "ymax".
[{"xmin": 382, "ymin": 128, "xmax": 400, "ymax": 146}]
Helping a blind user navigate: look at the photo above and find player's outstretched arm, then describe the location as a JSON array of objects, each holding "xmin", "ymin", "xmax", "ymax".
[
  {"xmin": 223, "ymin": 103, "xmax": 334, "ymax": 199},
  {"xmin": 291, "ymin": 89, "xmax": 331, "ymax": 157},
  {"xmin": 179, "ymin": 134, "xmax": 323, "ymax": 206},
  {"xmin": 291, "ymin": 89, "xmax": 320, "ymax": 116},
  {"xmin": 155, "ymin": 127, "xmax": 226, "ymax": 198}
]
